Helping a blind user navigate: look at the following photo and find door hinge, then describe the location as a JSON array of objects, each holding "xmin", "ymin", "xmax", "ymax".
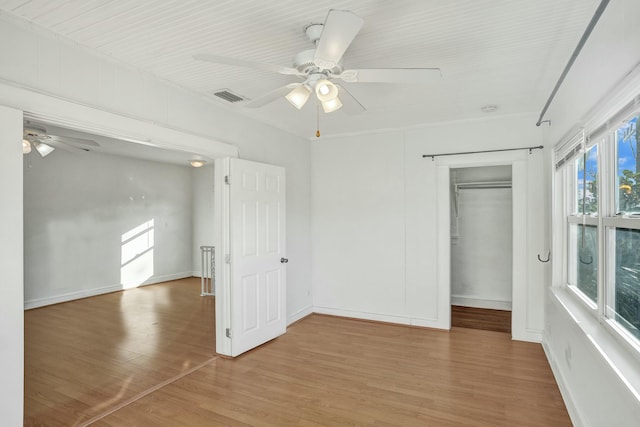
[
  {"xmin": 225, "ymin": 328, "xmax": 232, "ymax": 338},
  {"xmin": 224, "ymin": 175, "xmax": 230, "ymax": 185},
  {"xmin": 225, "ymin": 254, "xmax": 231, "ymax": 264}
]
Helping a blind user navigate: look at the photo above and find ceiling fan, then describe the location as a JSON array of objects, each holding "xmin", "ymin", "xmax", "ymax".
[
  {"xmin": 22, "ymin": 124, "xmax": 99, "ymax": 157},
  {"xmin": 194, "ymin": 9, "xmax": 441, "ymax": 114}
]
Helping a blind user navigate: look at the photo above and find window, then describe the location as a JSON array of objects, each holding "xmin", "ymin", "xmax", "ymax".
[
  {"xmin": 616, "ymin": 115, "xmax": 639, "ymax": 215},
  {"xmin": 557, "ymin": 106, "xmax": 640, "ymax": 352},
  {"xmin": 569, "ymin": 224, "xmax": 598, "ymax": 302},
  {"xmin": 608, "ymin": 228, "xmax": 640, "ymax": 340},
  {"xmin": 605, "ymin": 114, "xmax": 640, "ymax": 342},
  {"xmin": 577, "ymin": 145, "xmax": 599, "ymax": 215},
  {"xmin": 567, "ymin": 144, "xmax": 599, "ymax": 305}
]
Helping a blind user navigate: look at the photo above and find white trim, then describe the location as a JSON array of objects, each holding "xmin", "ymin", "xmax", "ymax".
[
  {"xmin": 542, "ymin": 338, "xmax": 585, "ymax": 427},
  {"xmin": 313, "ymin": 306, "xmax": 443, "ymax": 329},
  {"xmin": 450, "ymin": 296, "xmax": 512, "ymax": 311},
  {"xmin": 513, "ymin": 329, "xmax": 543, "ymax": 343},
  {"xmin": 550, "ymin": 287, "xmax": 640, "ymax": 402},
  {"xmin": 287, "ymin": 305, "xmax": 313, "ymax": 326},
  {"xmin": 602, "ymin": 217, "xmax": 640, "ymax": 229},
  {"xmin": 567, "ymin": 215, "xmax": 599, "ymax": 225},
  {"xmin": 214, "ymin": 157, "xmax": 232, "ymax": 356},
  {"xmin": 24, "ymin": 272, "xmax": 193, "ymax": 309},
  {"xmin": 436, "ymin": 164, "xmax": 451, "ymax": 330},
  {"xmin": 435, "ymin": 151, "xmax": 534, "ymax": 342},
  {"xmin": 0, "ymin": 80, "xmax": 238, "ymax": 159},
  {"xmin": 581, "ymin": 61, "xmax": 640, "ymax": 139}
]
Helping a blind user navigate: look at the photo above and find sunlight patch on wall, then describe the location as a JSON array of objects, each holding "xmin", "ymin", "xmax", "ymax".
[{"xmin": 121, "ymin": 219, "xmax": 154, "ymax": 289}]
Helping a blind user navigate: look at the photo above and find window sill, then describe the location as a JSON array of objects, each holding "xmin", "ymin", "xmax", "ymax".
[{"xmin": 550, "ymin": 286, "xmax": 640, "ymax": 403}]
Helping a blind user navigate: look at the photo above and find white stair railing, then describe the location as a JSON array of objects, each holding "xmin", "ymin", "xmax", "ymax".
[{"xmin": 200, "ymin": 246, "xmax": 215, "ymax": 296}]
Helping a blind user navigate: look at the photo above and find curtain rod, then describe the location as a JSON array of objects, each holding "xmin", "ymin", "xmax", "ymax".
[
  {"xmin": 422, "ymin": 145, "xmax": 543, "ymax": 161},
  {"xmin": 535, "ymin": 0, "xmax": 610, "ymax": 127}
]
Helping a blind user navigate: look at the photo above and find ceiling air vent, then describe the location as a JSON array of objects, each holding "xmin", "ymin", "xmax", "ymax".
[{"xmin": 213, "ymin": 89, "xmax": 246, "ymax": 103}]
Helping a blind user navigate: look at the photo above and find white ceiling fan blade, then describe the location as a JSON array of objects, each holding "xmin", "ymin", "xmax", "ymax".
[
  {"xmin": 314, "ymin": 10, "xmax": 364, "ymax": 69},
  {"xmin": 45, "ymin": 139, "xmax": 89, "ymax": 154},
  {"xmin": 338, "ymin": 68, "xmax": 442, "ymax": 83},
  {"xmin": 48, "ymin": 135, "xmax": 99, "ymax": 147},
  {"xmin": 194, "ymin": 53, "xmax": 303, "ymax": 76},
  {"xmin": 336, "ymin": 84, "xmax": 366, "ymax": 115},
  {"xmin": 245, "ymin": 84, "xmax": 301, "ymax": 108}
]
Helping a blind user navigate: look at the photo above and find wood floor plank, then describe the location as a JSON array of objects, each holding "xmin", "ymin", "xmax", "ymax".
[
  {"xmin": 451, "ymin": 304, "xmax": 512, "ymax": 333},
  {"xmin": 24, "ymin": 277, "xmax": 215, "ymax": 426},
  {"xmin": 93, "ymin": 314, "xmax": 570, "ymax": 426}
]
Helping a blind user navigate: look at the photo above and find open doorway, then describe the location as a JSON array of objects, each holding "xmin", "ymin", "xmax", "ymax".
[
  {"xmin": 450, "ymin": 165, "xmax": 512, "ymax": 333},
  {"xmin": 22, "ymin": 120, "xmax": 217, "ymax": 425}
]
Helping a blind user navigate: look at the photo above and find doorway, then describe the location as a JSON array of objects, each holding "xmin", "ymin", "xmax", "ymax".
[
  {"xmin": 450, "ymin": 166, "xmax": 513, "ymax": 333},
  {"xmin": 22, "ymin": 120, "xmax": 218, "ymax": 425}
]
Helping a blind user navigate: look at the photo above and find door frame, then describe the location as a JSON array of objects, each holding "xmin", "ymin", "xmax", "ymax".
[
  {"xmin": 435, "ymin": 150, "xmax": 529, "ymax": 340},
  {"xmin": 214, "ymin": 157, "xmax": 233, "ymax": 355}
]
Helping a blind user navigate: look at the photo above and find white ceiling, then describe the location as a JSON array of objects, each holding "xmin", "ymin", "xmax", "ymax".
[{"xmin": 2, "ymin": 0, "xmax": 600, "ymax": 140}]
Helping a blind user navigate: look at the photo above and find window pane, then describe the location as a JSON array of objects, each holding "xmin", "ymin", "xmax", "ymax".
[
  {"xmin": 609, "ymin": 227, "xmax": 640, "ymax": 340},
  {"xmin": 569, "ymin": 224, "xmax": 598, "ymax": 303},
  {"xmin": 576, "ymin": 145, "xmax": 598, "ymax": 214},
  {"xmin": 616, "ymin": 115, "xmax": 639, "ymax": 214}
]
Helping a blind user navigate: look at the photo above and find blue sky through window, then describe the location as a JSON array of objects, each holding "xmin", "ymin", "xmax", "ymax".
[
  {"xmin": 577, "ymin": 145, "xmax": 598, "ymax": 214},
  {"xmin": 617, "ymin": 115, "xmax": 637, "ymax": 178},
  {"xmin": 617, "ymin": 115, "xmax": 638, "ymax": 214}
]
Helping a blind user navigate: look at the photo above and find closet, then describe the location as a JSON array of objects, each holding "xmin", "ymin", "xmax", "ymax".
[{"xmin": 450, "ymin": 165, "xmax": 512, "ymax": 333}]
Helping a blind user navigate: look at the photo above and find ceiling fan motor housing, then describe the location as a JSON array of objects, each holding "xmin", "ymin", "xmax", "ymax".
[{"xmin": 293, "ymin": 49, "xmax": 343, "ymax": 76}]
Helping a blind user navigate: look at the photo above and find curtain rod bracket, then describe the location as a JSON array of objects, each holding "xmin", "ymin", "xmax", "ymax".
[{"xmin": 536, "ymin": 120, "xmax": 552, "ymax": 127}]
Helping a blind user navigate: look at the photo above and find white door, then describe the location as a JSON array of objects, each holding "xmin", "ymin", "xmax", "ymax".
[{"xmin": 229, "ymin": 158, "xmax": 286, "ymax": 357}]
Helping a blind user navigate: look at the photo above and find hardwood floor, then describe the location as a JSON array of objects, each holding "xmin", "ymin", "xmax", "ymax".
[
  {"xmin": 24, "ymin": 277, "xmax": 215, "ymax": 427},
  {"xmin": 26, "ymin": 283, "xmax": 570, "ymax": 426},
  {"xmin": 451, "ymin": 305, "xmax": 512, "ymax": 333},
  {"xmin": 95, "ymin": 315, "xmax": 569, "ymax": 427}
]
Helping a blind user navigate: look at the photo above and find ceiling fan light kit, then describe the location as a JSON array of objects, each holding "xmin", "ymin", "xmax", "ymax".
[
  {"xmin": 22, "ymin": 139, "xmax": 32, "ymax": 154},
  {"xmin": 22, "ymin": 122, "xmax": 99, "ymax": 157},
  {"xmin": 321, "ymin": 96, "xmax": 343, "ymax": 113},
  {"xmin": 314, "ymin": 79, "xmax": 338, "ymax": 102},
  {"xmin": 285, "ymin": 85, "xmax": 311, "ymax": 109},
  {"xmin": 34, "ymin": 142, "xmax": 55, "ymax": 157},
  {"xmin": 193, "ymin": 9, "xmax": 441, "ymax": 127}
]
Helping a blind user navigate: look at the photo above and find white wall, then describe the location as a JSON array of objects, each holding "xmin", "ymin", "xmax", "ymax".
[
  {"xmin": 191, "ymin": 164, "xmax": 215, "ymax": 276},
  {"xmin": 0, "ymin": 106, "xmax": 24, "ymax": 426},
  {"xmin": 23, "ymin": 149, "xmax": 194, "ymax": 308},
  {"xmin": 451, "ymin": 166, "xmax": 513, "ymax": 310},
  {"xmin": 0, "ymin": 12, "xmax": 312, "ymax": 319},
  {"xmin": 0, "ymin": 13, "xmax": 312, "ymax": 417},
  {"xmin": 311, "ymin": 114, "xmax": 547, "ymax": 336},
  {"xmin": 541, "ymin": 0, "xmax": 640, "ymax": 424}
]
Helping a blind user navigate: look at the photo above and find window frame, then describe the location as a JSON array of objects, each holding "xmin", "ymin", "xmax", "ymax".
[
  {"xmin": 556, "ymin": 105, "xmax": 640, "ymax": 358},
  {"xmin": 565, "ymin": 143, "xmax": 600, "ymax": 309}
]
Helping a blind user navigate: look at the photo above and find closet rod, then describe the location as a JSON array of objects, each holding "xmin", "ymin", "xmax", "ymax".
[
  {"xmin": 422, "ymin": 145, "xmax": 543, "ymax": 160},
  {"xmin": 456, "ymin": 182, "xmax": 511, "ymax": 190}
]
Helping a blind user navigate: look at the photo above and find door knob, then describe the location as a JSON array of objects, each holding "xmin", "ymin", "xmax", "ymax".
[{"xmin": 280, "ymin": 258, "xmax": 289, "ymax": 263}]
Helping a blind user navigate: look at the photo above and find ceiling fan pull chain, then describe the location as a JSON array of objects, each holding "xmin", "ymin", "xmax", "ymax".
[{"xmin": 316, "ymin": 103, "xmax": 321, "ymax": 138}]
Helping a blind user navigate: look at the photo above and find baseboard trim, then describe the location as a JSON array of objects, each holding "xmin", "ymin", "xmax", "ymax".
[
  {"xmin": 312, "ymin": 306, "xmax": 445, "ymax": 329},
  {"xmin": 287, "ymin": 305, "xmax": 313, "ymax": 326},
  {"xmin": 24, "ymin": 272, "xmax": 193, "ymax": 309},
  {"xmin": 543, "ymin": 338, "xmax": 584, "ymax": 427},
  {"xmin": 451, "ymin": 295, "xmax": 512, "ymax": 311},
  {"xmin": 512, "ymin": 329, "xmax": 543, "ymax": 343}
]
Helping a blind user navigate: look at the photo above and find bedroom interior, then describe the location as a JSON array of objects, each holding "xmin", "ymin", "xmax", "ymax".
[{"xmin": 1, "ymin": 0, "xmax": 639, "ymax": 425}]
